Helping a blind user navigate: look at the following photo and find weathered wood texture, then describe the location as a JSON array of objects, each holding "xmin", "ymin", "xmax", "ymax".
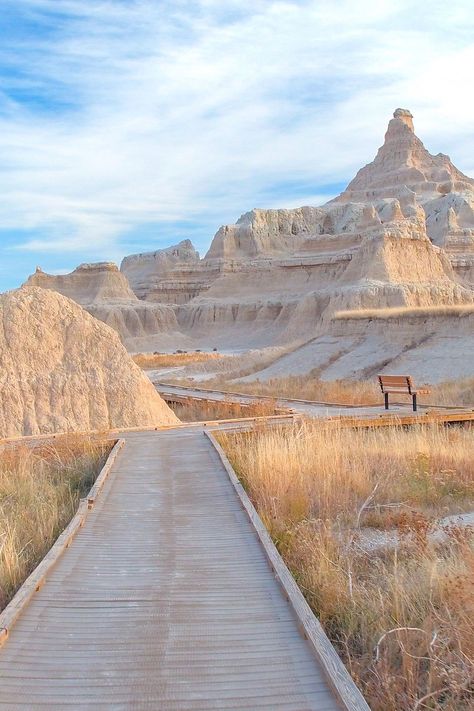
[
  {"xmin": 377, "ymin": 374, "xmax": 431, "ymax": 411},
  {"xmin": 0, "ymin": 428, "xmax": 348, "ymax": 710},
  {"xmin": 377, "ymin": 374, "xmax": 429, "ymax": 394},
  {"xmin": 207, "ymin": 431, "xmax": 370, "ymax": 711},
  {"xmin": 0, "ymin": 439, "xmax": 124, "ymax": 648},
  {"xmin": 158, "ymin": 383, "xmax": 474, "ymax": 427},
  {"xmin": 0, "ymin": 414, "xmax": 296, "ymax": 452}
]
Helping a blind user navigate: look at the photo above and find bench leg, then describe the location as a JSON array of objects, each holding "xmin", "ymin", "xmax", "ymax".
[
  {"xmin": 413, "ymin": 393, "xmax": 417, "ymax": 412},
  {"xmin": 384, "ymin": 393, "xmax": 389, "ymax": 410}
]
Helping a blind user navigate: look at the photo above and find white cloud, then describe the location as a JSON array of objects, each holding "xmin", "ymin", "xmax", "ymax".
[{"xmin": 0, "ymin": 0, "xmax": 473, "ymax": 269}]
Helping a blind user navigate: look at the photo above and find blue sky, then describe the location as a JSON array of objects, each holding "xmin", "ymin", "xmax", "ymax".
[{"xmin": 0, "ymin": 0, "xmax": 473, "ymax": 291}]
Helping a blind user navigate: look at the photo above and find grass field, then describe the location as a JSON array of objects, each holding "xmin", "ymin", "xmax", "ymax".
[
  {"xmin": 334, "ymin": 304, "xmax": 474, "ymax": 320},
  {"xmin": 186, "ymin": 374, "xmax": 474, "ymax": 408},
  {"xmin": 132, "ymin": 351, "xmax": 222, "ymax": 369},
  {"xmin": 0, "ymin": 435, "xmax": 111, "ymax": 611},
  {"xmin": 205, "ymin": 374, "xmax": 381, "ymax": 405},
  {"xmin": 219, "ymin": 422, "xmax": 474, "ymax": 711},
  {"xmin": 428, "ymin": 377, "xmax": 474, "ymax": 407},
  {"xmin": 167, "ymin": 397, "xmax": 277, "ymax": 421}
]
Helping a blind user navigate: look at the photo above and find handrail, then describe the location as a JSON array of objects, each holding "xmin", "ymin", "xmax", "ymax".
[
  {"xmin": 0, "ymin": 438, "xmax": 125, "ymax": 647},
  {"xmin": 206, "ymin": 430, "xmax": 371, "ymax": 711}
]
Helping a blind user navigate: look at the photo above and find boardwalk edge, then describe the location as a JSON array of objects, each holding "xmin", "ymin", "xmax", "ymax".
[
  {"xmin": 206, "ymin": 430, "xmax": 371, "ymax": 711},
  {"xmin": 0, "ymin": 437, "xmax": 125, "ymax": 648},
  {"xmin": 0, "ymin": 415, "xmax": 296, "ymax": 452}
]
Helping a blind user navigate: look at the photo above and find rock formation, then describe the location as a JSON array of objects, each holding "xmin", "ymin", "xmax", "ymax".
[
  {"xmin": 338, "ymin": 108, "xmax": 474, "ymax": 199},
  {"xmin": 21, "ymin": 109, "xmax": 474, "ymax": 381},
  {"xmin": 29, "ymin": 263, "xmax": 137, "ymax": 303},
  {"xmin": 0, "ymin": 287, "xmax": 179, "ymax": 438},
  {"xmin": 121, "ymin": 239, "xmax": 203, "ymax": 303},
  {"xmin": 25, "ymin": 263, "xmax": 187, "ymax": 349}
]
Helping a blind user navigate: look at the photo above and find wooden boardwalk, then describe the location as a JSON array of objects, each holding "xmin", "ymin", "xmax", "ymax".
[
  {"xmin": 157, "ymin": 383, "xmax": 474, "ymax": 426},
  {"xmin": 0, "ymin": 427, "xmax": 365, "ymax": 710}
]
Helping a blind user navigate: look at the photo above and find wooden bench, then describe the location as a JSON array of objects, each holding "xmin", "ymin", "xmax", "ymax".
[{"xmin": 378, "ymin": 375, "xmax": 430, "ymax": 412}]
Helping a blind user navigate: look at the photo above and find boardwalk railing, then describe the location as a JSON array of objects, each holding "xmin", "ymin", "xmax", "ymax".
[
  {"xmin": 206, "ymin": 430, "xmax": 371, "ymax": 711},
  {"xmin": 0, "ymin": 438, "xmax": 125, "ymax": 648}
]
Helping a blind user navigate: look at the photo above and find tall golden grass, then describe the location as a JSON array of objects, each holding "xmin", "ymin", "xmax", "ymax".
[
  {"xmin": 0, "ymin": 436, "xmax": 110, "ymax": 611},
  {"xmin": 168, "ymin": 397, "xmax": 277, "ymax": 422},
  {"xmin": 207, "ymin": 374, "xmax": 380, "ymax": 405},
  {"xmin": 132, "ymin": 351, "xmax": 222, "ymax": 369},
  {"xmin": 219, "ymin": 422, "xmax": 474, "ymax": 710},
  {"xmin": 428, "ymin": 377, "xmax": 474, "ymax": 408},
  {"xmin": 334, "ymin": 304, "xmax": 474, "ymax": 320},
  {"xmin": 192, "ymin": 374, "xmax": 474, "ymax": 408}
]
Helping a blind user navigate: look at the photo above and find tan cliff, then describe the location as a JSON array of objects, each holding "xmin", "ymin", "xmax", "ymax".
[
  {"xmin": 21, "ymin": 109, "xmax": 474, "ymax": 379},
  {"xmin": 25, "ymin": 262, "xmax": 187, "ymax": 347},
  {"xmin": 0, "ymin": 287, "xmax": 179, "ymax": 438}
]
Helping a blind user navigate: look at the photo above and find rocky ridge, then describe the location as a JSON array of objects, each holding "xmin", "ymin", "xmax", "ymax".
[
  {"xmin": 25, "ymin": 263, "xmax": 187, "ymax": 348},
  {"xmin": 23, "ymin": 110, "xmax": 474, "ymax": 380}
]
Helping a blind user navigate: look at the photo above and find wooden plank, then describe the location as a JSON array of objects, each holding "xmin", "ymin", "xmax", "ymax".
[
  {"xmin": 0, "ymin": 428, "xmax": 344, "ymax": 710},
  {"xmin": 86, "ymin": 439, "xmax": 125, "ymax": 509},
  {"xmin": 378, "ymin": 377, "xmax": 410, "ymax": 389},
  {"xmin": 156, "ymin": 382, "xmax": 363, "ymax": 409},
  {"xmin": 0, "ymin": 438, "xmax": 125, "ymax": 647},
  {"xmin": 0, "ymin": 499, "xmax": 88, "ymax": 648},
  {"xmin": 0, "ymin": 415, "xmax": 297, "ymax": 452},
  {"xmin": 378, "ymin": 376, "xmax": 410, "ymax": 382},
  {"xmin": 206, "ymin": 431, "xmax": 371, "ymax": 711}
]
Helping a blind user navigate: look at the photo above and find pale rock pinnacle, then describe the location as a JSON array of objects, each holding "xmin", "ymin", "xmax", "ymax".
[{"xmin": 393, "ymin": 108, "xmax": 414, "ymax": 131}]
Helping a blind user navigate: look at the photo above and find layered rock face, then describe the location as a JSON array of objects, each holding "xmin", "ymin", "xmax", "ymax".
[
  {"xmin": 22, "ymin": 109, "xmax": 474, "ymax": 378},
  {"xmin": 333, "ymin": 109, "xmax": 474, "ymax": 280},
  {"xmin": 27, "ymin": 263, "xmax": 138, "ymax": 304},
  {"xmin": 0, "ymin": 287, "xmax": 178, "ymax": 438},
  {"xmin": 339, "ymin": 109, "xmax": 474, "ymax": 199},
  {"xmin": 24, "ymin": 262, "xmax": 183, "ymax": 347},
  {"xmin": 121, "ymin": 239, "xmax": 206, "ymax": 303}
]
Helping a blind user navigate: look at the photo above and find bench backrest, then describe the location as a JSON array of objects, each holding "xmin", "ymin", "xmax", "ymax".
[{"xmin": 378, "ymin": 374, "xmax": 413, "ymax": 393}]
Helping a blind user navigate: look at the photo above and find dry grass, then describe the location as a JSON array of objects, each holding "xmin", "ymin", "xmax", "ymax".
[
  {"xmin": 173, "ymin": 374, "xmax": 474, "ymax": 409},
  {"xmin": 0, "ymin": 435, "xmax": 111, "ymax": 611},
  {"xmin": 429, "ymin": 378, "xmax": 474, "ymax": 408},
  {"xmin": 208, "ymin": 374, "xmax": 380, "ymax": 405},
  {"xmin": 162, "ymin": 343, "xmax": 304, "ymax": 382},
  {"xmin": 334, "ymin": 304, "xmax": 474, "ymax": 320},
  {"xmin": 219, "ymin": 422, "xmax": 474, "ymax": 710},
  {"xmin": 132, "ymin": 351, "xmax": 222, "ymax": 369},
  {"xmin": 168, "ymin": 397, "xmax": 278, "ymax": 422}
]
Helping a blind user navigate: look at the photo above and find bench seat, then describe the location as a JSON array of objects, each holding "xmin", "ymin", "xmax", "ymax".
[{"xmin": 378, "ymin": 375, "xmax": 430, "ymax": 411}]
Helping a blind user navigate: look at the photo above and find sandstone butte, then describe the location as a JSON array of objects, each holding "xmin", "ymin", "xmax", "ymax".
[
  {"xmin": 24, "ymin": 109, "xmax": 474, "ymax": 383},
  {"xmin": 0, "ymin": 287, "xmax": 179, "ymax": 438}
]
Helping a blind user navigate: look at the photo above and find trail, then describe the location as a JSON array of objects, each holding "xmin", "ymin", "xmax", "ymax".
[{"xmin": 0, "ymin": 425, "xmax": 366, "ymax": 710}]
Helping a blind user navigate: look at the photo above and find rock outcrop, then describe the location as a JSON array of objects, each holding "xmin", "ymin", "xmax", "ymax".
[
  {"xmin": 21, "ymin": 109, "xmax": 474, "ymax": 380},
  {"xmin": 338, "ymin": 108, "xmax": 474, "ymax": 200},
  {"xmin": 27, "ymin": 263, "xmax": 138, "ymax": 304},
  {"xmin": 24, "ymin": 262, "xmax": 184, "ymax": 348},
  {"xmin": 0, "ymin": 287, "xmax": 179, "ymax": 438},
  {"xmin": 121, "ymin": 240, "xmax": 205, "ymax": 303},
  {"xmin": 333, "ymin": 108, "xmax": 474, "ymax": 281}
]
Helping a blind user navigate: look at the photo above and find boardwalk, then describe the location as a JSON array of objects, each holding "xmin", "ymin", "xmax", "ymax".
[
  {"xmin": 156, "ymin": 382, "xmax": 474, "ymax": 424},
  {"xmin": 155, "ymin": 382, "xmax": 416, "ymax": 417},
  {"xmin": 0, "ymin": 427, "xmax": 354, "ymax": 710}
]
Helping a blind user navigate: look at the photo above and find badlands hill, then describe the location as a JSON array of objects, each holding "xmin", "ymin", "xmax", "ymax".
[
  {"xmin": 24, "ymin": 110, "xmax": 474, "ymax": 382},
  {"xmin": 27, "ymin": 262, "xmax": 185, "ymax": 350},
  {"xmin": 0, "ymin": 287, "xmax": 178, "ymax": 438}
]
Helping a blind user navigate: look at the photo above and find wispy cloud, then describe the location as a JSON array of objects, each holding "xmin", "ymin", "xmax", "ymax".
[{"xmin": 0, "ymin": 0, "xmax": 473, "ymax": 288}]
